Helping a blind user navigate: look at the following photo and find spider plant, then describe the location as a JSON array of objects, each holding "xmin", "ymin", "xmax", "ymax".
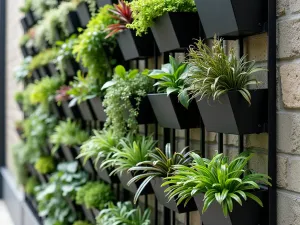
[
  {"xmin": 184, "ymin": 38, "xmax": 265, "ymax": 105},
  {"xmin": 149, "ymin": 55, "xmax": 189, "ymax": 108},
  {"xmin": 101, "ymin": 133, "xmax": 157, "ymax": 175},
  {"xmin": 128, "ymin": 145, "xmax": 194, "ymax": 203},
  {"xmin": 96, "ymin": 201, "xmax": 151, "ymax": 225},
  {"xmin": 163, "ymin": 152, "xmax": 271, "ymax": 217},
  {"xmin": 105, "ymin": 0, "xmax": 133, "ymax": 38},
  {"xmin": 77, "ymin": 129, "xmax": 119, "ymax": 167}
]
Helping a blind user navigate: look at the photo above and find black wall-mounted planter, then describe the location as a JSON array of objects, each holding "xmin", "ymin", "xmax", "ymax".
[
  {"xmin": 48, "ymin": 63, "xmax": 57, "ymax": 76},
  {"xmin": 80, "ymin": 63, "xmax": 88, "ymax": 74},
  {"xmin": 32, "ymin": 70, "xmax": 40, "ymax": 80},
  {"xmin": 88, "ymin": 97, "xmax": 107, "ymax": 122},
  {"xmin": 25, "ymin": 11, "xmax": 35, "ymax": 28},
  {"xmin": 194, "ymin": 0, "xmax": 267, "ymax": 38},
  {"xmin": 148, "ymin": 93, "xmax": 201, "ymax": 129},
  {"xmin": 65, "ymin": 59, "xmax": 80, "ymax": 77},
  {"xmin": 21, "ymin": 17, "xmax": 29, "ymax": 32},
  {"xmin": 61, "ymin": 100, "xmax": 82, "ymax": 119},
  {"xmin": 117, "ymin": 29, "xmax": 156, "ymax": 60},
  {"xmin": 78, "ymin": 101, "xmax": 95, "ymax": 121},
  {"xmin": 194, "ymin": 190, "xmax": 268, "ymax": 225},
  {"xmin": 95, "ymin": 159, "xmax": 119, "ymax": 184},
  {"xmin": 50, "ymin": 101, "xmax": 65, "ymax": 119},
  {"xmin": 76, "ymin": 2, "xmax": 91, "ymax": 28},
  {"xmin": 96, "ymin": 0, "xmax": 117, "ymax": 7},
  {"xmin": 131, "ymin": 96, "xmax": 157, "ymax": 125},
  {"xmin": 61, "ymin": 145, "xmax": 77, "ymax": 162},
  {"xmin": 151, "ymin": 177, "xmax": 197, "ymax": 213},
  {"xmin": 118, "ymin": 172, "xmax": 153, "ymax": 195},
  {"xmin": 26, "ymin": 46, "xmax": 36, "ymax": 56},
  {"xmin": 67, "ymin": 11, "xmax": 81, "ymax": 35},
  {"xmin": 74, "ymin": 147, "xmax": 96, "ymax": 175},
  {"xmin": 151, "ymin": 12, "xmax": 201, "ymax": 53},
  {"xmin": 20, "ymin": 45, "xmax": 28, "ymax": 57},
  {"xmin": 196, "ymin": 89, "xmax": 268, "ymax": 135},
  {"xmin": 81, "ymin": 205, "xmax": 96, "ymax": 223},
  {"xmin": 38, "ymin": 66, "xmax": 50, "ymax": 77}
]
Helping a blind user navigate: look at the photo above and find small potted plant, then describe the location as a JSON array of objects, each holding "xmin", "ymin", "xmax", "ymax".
[
  {"xmin": 78, "ymin": 129, "xmax": 119, "ymax": 184},
  {"xmin": 102, "ymin": 65, "xmax": 155, "ymax": 138},
  {"xmin": 184, "ymin": 38, "xmax": 268, "ymax": 135},
  {"xmin": 194, "ymin": 0, "xmax": 266, "ymax": 38},
  {"xmin": 50, "ymin": 119, "xmax": 89, "ymax": 163},
  {"xmin": 128, "ymin": 0, "xmax": 201, "ymax": 53},
  {"xmin": 105, "ymin": 0, "xmax": 156, "ymax": 60},
  {"xmin": 102, "ymin": 133, "xmax": 156, "ymax": 195},
  {"xmin": 34, "ymin": 156, "xmax": 55, "ymax": 176},
  {"xmin": 148, "ymin": 55, "xmax": 201, "ymax": 129},
  {"xmin": 128, "ymin": 145, "xmax": 197, "ymax": 213},
  {"xmin": 164, "ymin": 152, "xmax": 271, "ymax": 225}
]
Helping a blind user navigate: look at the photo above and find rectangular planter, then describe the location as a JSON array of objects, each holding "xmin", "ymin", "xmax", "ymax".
[
  {"xmin": 151, "ymin": 177, "xmax": 197, "ymax": 213},
  {"xmin": 95, "ymin": 159, "xmax": 119, "ymax": 184},
  {"xmin": 25, "ymin": 11, "xmax": 35, "ymax": 28},
  {"xmin": 50, "ymin": 101, "xmax": 65, "ymax": 118},
  {"xmin": 67, "ymin": 11, "xmax": 81, "ymax": 35},
  {"xmin": 80, "ymin": 63, "xmax": 88, "ymax": 74},
  {"xmin": 26, "ymin": 46, "xmax": 36, "ymax": 56},
  {"xmin": 76, "ymin": 2, "xmax": 91, "ymax": 28},
  {"xmin": 88, "ymin": 97, "xmax": 107, "ymax": 122},
  {"xmin": 38, "ymin": 66, "xmax": 50, "ymax": 77},
  {"xmin": 20, "ymin": 45, "xmax": 28, "ymax": 57},
  {"xmin": 194, "ymin": 0, "xmax": 266, "ymax": 38},
  {"xmin": 131, "ymin": 96, "xmax": 157, "ymax": 124},
  {"xmin": 48, "ymin": 63, "xmax": 57, "ymax": 76},
  {"xmin": 151, "ymin": 12, "xmax": 201, "ymax": 53},
  {"xmin": 65, "ymin": 58, "xmax": 79, "ymax": 77},
  {"xmin": 61, "ymin": 145, "xmax": 77, "ymax": 162},
  {"xmin": 78, "ymin": 100, "xmax": 95, "ymax": 121},
  {"xmin": 32, "ymin": 70, "xmax": 40, "ymax": 80},
  {"xmin": 118, "ymin": 172, "xmax": 153, "ymax": 195},
  {"xmin": 194, "ymin": 189, "xmax": 268, "ymax": 225},
  {"xmin": 196, "ymin": 89, "xmax": 268, "ymax": 134},
  {"xmin": 74, "ymin": 146, "xmax": 96, "ymax": 175},
  {"xmin": 96, "ymin": 0, "xmax": 118, "ymax": 7},
  {"xmin": 117, "ymin": 29, "xmax": 156, "ymax": 60},
  {"xmin": 81, "ymin": 205, "xmax": 96, "ymax": 223},
  {"xmin": 148, "ymin": 93, "xmax": 201, "ymax": 129},
  {"xmin": 21, "ymin": 17, "xmax": 29, "ymax": 32},
  {"xmin": 61, "ymin": 100, "xmax": 82, "ymax": 119}
]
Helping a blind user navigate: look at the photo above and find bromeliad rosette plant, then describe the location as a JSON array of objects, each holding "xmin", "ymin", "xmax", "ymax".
[
  {"xmin": 149, "ymin": 55, "xmax": 189, "ymax": 108},
  {"xmin": 50, "ymin": 119, "xmax": 89, "ymax": 153},
  {"xmin": 128, "ymin": 145, "xmax": 194, "ymax": 202},
  {"xmin": 128, "ymin": 0, "xmax": 196, "ymax": 36},
  {"xmin": 185, "ymin": 38, "xmax": 265, "ymax": 104},
  {"xmin": 96, "ymin": 201, "xmax": 151, "ymax": 225},
  {"xmin": 102, "ymin": 65, "xmax": 153, "ymax": 138},
  {"xmin": 163, "ymin": 152, "xmax": 271, "ymax": 217}
]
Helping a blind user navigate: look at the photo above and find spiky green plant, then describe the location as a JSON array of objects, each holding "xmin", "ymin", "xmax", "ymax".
[
  {"xmin": 163, "ymin": 152, "xmax": 271, "ymax": 217},
  {"xmin": 96, "ymin": 201, "xmax": 151, "ymax": 225},
  {"xmin": 185, "ymin": 38, "xmax": 265, "ymax": 105},
  {"xmin": 101, "ymin": 133, "xmax": 157, "ymax": 175},
  {"xmin": 128, "ymin": 145, "xmax": 194, "ymax": 203}
]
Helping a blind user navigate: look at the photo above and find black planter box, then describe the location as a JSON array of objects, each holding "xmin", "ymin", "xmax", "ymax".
[
  {"xmin": 194, "ymin": 190, "xmax": 268, "ymax": 225},
  {"xmin": 88, "ymin": 97, "xmax": 107, "ymax": 122},
  {"xmin": 32, "ymin": 70, "xmax": 40, "ymax": 80},
  {"xmin": 96, "ymin": 0, "xmax": 117, "ymax": 7},
  {"xmin": 151, "ymin": 177, "xmax": 197, "ymax": 213},
  {"xmin": 81, "ymin": 205, "xmax": 95, "ymax": 223},
  {"xmin": 92, "ymin": 208, "xmax": 100, "ymax": 217},
  {"xmin": 38, "ymin": 66, "xmax": 50, "ymax": 77},
  {"xmin": 95, "ymin": 159, "xmax": 119, "ymax": 184},
  {"xmin": 21, "ymin": 17, "xmax": 29, "ymax": 32},
  {"xmin": 76, "ymin": 2, "xmax": 91, "ymax": 28},
  {"xmin": 61, "ymin": 145, "xmax": 78, "ymax": 162},
  {"xmin": 196, "ymin": 89, "xmax": 268, "ymax": 135},
  {"xmin": 48, "ymin": 63, "xmax": 57, "ymax": 76},
  {"xmin": 20, "ymin": 45, "xmax": 28, "ymax": 57},
  {"xmin": 151, "ymin": 12, "xmax": 201, "ymax": 53},
  {"xmin": 74, "ymin": 146, "xmax": 96, "ymax": 175},
  {"xmin": 78, "ymin": 101, "xmax": 95, "ymax": 121},
  {"xmin": 131, "ymin": 96, "xmax": 156, "ymax": 125},
  {"xmin": 117, "ymin": 29, "xmax": 156, "ymax": 60},
  {"xmin": 80, "ymin": 63, "xmax": 88, "ymax": 74},
  {"xmin": 194, "ymin": 0, "xmax": 266, "ymax": 38},
  {"xmin": 148, "ymin": 93, "xmax": 201, "ymax": 129},
  {"xmin": 50, "ymin": 101, "xmax": 65, "ymax": 118},
  {"xmin": 67, "ymin": 11, "xmax": 81, "ymax": 35},
  {"xmin": 25, "ymin": 11, "xmax": 35, "ymax": 28},
  {"xmin": 118, "ymin": 171, "xmax": 153, "ymax": 195},
  {"xmin": 61, "ymin": 100, "xmax": 82, "ymax": 119},
  {"xmin": 26, "ymin": 46, "xmax": 36, "ymax": 56},
  {"xmin": 65, "ymin": 58, "xmax": 80, "ymax": 77}
]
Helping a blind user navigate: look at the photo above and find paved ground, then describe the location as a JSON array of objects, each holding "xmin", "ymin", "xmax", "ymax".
[{"xmin": 0, "ymin": 201, "xmax": 14, "ymax": 225}]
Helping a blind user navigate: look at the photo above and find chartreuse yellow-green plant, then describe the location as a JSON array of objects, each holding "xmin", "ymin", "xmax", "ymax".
[
  {"xmin": 128, "ymin": 0, "xmax": 196, "ymax": 36},
  {"xmin": 73, "ymin": 221, "xmax": 92, "ymax": 225},
  {"xmin": 34, "ymin": 156, "xmax": 55, "ymax": 174},
  {"xmin": 25, "ymin": 177, "xmax": 39, "ymax": 196},
  {"xmin": 50, "ymin": 119, "xmax": 89, "ymax": 153},
  {"xmin": 28, "ymin": 48, "xmax": 58, "ymax": 72},
  {"xmin": 96, "ymin": 201, "xmax": 151, "ymax": 225},
  {"xmin": 163, "ymin": 152, "xmax": 271, "ymax": 217},
  {"xmin": 184, "ymin": 38, "xmax": 265, "ymax": 105}
]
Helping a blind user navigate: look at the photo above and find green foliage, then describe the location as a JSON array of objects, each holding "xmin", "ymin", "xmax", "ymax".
[
  {"xmin": 19, "ymin": 34, "xmax": 30, "ymax": 46},
  {"xmin": 78, "ymin": 129, "xmax": 118, "ymax": 166},
  {"xmin": 20, "ymin": 0, "xmax": 32, "ymax": 13},
  {"xmin": 18, "ymin": 84, "xmax": 35, "ymax": 113},
  {"xmin": 29, "ymin": 76, "xmax": 63, "ymax": 109},
  {"xmin": 149, "ymin": 55, "xmax": 189, "ymax": 108},
  {"xmin": 50, "ymin": 119, "xmax": 89, "ymax": 152},
  {"xmin": 28, "ymin": 48, "xmax": 58, "ymax": 71},
  {"xmin": 128, "ymin": 0, "xmax": 196, "ymax": 36},
  {"xmin": 102, "ymin": 134, "xmax": 156, "ymax": 175},
  {"xmin": 73, "ymin": 221, "xmax": 92, "ymax": 225},
  {"xmin": 102, "ymin": 65, "xmax": 153, "ymax": 138},
  {"xmin": 15, "ymin": 92, "xmax": 24, "ymax": 104},
  {"xmin": 82, "ymin": 0, "xmax": 97, "ymax": 16},
  {"xmin": 25, "ymin": 177, "xmax": 39, "ymax": 196},
  {"xmin": 35, "ymin": 161, "xmax": 88, "ymax": 225},
  {"xmin": 185, "ymin": 38, "xmax": 265, "ymax": 105},
  {"xmin": 31, "ymin": 0, "xmax": 60, "ymax": 18},
  {"xmin": 76, "ymin": 182, "xmax": 115, "ymax": 209},
  {"xmin": 13, "ymin": 142, "xmax": 29, "ymax": 185},
  {"xmin": 67, "ymin": 72, "xmax": 102, "ymax": 106},
  {"xmin": 34, "ymin": 156, "xmax": 55, "ymax": 174},
  {"xmin": 73, "ymin": 5, "xmax": 117, "ymax": 84},
  {"xmin": 128, "ymin": 146, "xmax": 194, "ymax": 203},
  {"xmin": 14, "ymin": 57, "xmax": 32, "ymax": 83},
  {"xmin": 96, "ymin": 201, "xmax": 151, "ymax": 225},
  {"xmin": 164, "ymin": 152, "xmax": 271, "ymax": 217}
]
